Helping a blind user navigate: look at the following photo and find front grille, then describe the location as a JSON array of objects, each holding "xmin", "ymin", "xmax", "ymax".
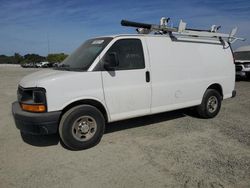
[
  {"xmin": 244, "ymin": 63, "xmax": 250, "ymax": 68},
  {"xmin": 236, "ymin": 66, "xmax": 242, "ymax": 71}
]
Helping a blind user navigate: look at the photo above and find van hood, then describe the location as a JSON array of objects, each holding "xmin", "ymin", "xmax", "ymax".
[
  {"xmin": 18, "ymin": 69, "xmax": 103, "ymax": 112},
  {"xmin": 19, "ymin": 69, "xmax": 81, "ymax": 88}
]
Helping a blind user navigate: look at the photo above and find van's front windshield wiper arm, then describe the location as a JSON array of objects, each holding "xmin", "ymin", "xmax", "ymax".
[{"xmin": 54, "ymin": 64, "xmax": 87, "ymax": 72}]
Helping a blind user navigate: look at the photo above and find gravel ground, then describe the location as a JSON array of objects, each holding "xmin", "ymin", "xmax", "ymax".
[{"xmin": 0, "ymin": 66, "xmax": 250, "ymax": 188}]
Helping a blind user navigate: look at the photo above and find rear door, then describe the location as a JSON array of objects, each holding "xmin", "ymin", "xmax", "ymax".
[{"xmin": 101, "ymin": 38, "xmax": 151, "ymax": 122}]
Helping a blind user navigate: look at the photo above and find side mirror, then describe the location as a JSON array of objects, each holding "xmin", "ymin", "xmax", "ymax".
[{"xmin": 104, "ymin": 52, "xmax": 119, "ymax": 70}]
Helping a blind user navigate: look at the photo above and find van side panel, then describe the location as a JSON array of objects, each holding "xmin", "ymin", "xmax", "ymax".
[
  {"xmin": 146, "ymin": 36, "xmax": 234, "ymax": 114},
  {"xmin": 195, "ymin": 41, "xmax": 235, "ymax": 99}
]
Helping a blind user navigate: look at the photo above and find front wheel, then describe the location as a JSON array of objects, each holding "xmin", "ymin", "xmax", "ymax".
[
  {"xmin": 196, "ymin": 89, "xmax": 222, "ymax": 118},
  {"xmin": 59, "ymin": 105, "xmax": 105, "ymax": 150}
]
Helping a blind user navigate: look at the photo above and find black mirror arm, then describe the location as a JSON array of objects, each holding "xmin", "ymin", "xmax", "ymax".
[
  {"xmin": 103, "ymin": 52, "xmax": 119, "ymax": 71},
  {"xmin": 104, "ymin": 62, "xmax": 115, "ymax": 71}
]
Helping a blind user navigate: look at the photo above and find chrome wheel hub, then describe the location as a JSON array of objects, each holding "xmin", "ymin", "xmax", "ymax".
[
  {"xmin": 72, "ymin": 116, "xmax": 97, "ymax": 141},
  {"xmin": 79, "ymin": 123, "xmax": 89, "ymax": 134},
  {"xmin": 207, "ymin": 96, "xmax": 218, "ymax": 113}
]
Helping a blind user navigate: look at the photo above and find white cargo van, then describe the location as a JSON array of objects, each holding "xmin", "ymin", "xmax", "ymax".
[{"xmin": 12, "ymin": 19, "xmax": 240, "ymax": 150}]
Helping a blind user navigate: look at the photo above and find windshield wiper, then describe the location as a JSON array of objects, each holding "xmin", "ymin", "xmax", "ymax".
[{"xmin": 54, "ymin": 64, "xmax": 87, "ymax": 72}]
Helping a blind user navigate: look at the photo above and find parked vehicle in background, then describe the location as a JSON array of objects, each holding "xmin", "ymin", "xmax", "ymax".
[
  {"xmin": 20, "ymin": 63, "xmax": 28, "ymax": 68},
  {"xmin": 21, "ymin": 62, "xmax": 36, "ymax": 68},
  {"xmin": 53, "ymin": 62, "xmax": 61, "ymax": 67},
  {"xmin": 21, "ymin": 61, "xmax": 53, "ymax": 68},
  {"xmin": 234, "ymin": 45, "xmax": 250, "ymax": 79},
  {"xmin": 36, "ymin": 61, "xmax": 50, "ymax": 68},
  {"xmin": 34, "ymin": 62, "xmax": 40, "ymax": 68}
]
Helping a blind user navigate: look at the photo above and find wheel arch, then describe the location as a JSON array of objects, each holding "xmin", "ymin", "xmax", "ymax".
[
  {"xmin": 61, "ymin": 99, "xmax": 110, "ymax": 123},
  {"xmin": 206, "ymin": 83, "xmax": 223, "ymax": 99}
]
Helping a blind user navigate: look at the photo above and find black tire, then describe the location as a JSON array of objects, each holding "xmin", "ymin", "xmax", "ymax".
[
  {"xmin": 246, "ymin": 72, "xmax": 250, "ymax": 80},
  {"xmin": 196, "ymin": 89, "xmax": 222, "ymax": 119},
  {"xmin": 59, "ymin": 105, "xmax": 105, "ymax": 150}
]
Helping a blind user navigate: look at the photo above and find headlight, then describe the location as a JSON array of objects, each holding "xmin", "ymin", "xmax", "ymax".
[{"xmin": 18, "ymin": 86, "xmax": 47, "ymax": 112}]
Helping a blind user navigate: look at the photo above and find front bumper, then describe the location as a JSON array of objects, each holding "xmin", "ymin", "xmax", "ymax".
[
  {"xmin": 236, "ymin": 71, "xmax": 249, "ymax": 77},
  {"xmin": 235, "ymin": 65, "xmax": 250, "ymax": 77},
  {"xmin": 236, "ymin": 71, "xmax": 246, "ymax": 77},
  {"xmin": 12, "ymin": 102, "xmax": 61, "ymax": 135}
]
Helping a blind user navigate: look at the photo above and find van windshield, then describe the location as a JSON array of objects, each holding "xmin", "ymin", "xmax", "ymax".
[{"xmin": 56, "ymin": 37, "xmax": 112, "ymax": 71}]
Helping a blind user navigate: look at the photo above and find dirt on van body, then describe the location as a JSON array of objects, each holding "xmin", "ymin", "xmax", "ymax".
[{"xmin": 0, "ymin": 66, "xmax": 249, "ymax": 188}]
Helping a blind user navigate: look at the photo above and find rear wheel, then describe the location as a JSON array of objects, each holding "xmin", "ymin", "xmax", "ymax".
[
  {"xmin": 196, "ymin": 89, "xmax": 222, "ymax": 118},
  {"xmin": 59, "ymin": 105, "xmax": 105, "ymax": 150}
]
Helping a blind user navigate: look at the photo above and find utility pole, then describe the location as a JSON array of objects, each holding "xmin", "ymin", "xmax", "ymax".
[{"xmin": 47, "ymin": 32, "xmax": 50, "ymax": 55}]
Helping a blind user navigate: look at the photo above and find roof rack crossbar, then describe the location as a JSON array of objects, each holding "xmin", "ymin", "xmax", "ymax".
[{"xmin": 121, "ymin": 18, "xmax": 245, "ymax": 44}]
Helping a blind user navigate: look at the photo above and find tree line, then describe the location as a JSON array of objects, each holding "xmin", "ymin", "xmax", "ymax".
[{"xmin": 0, "ymin": 53, "xmax": 68, "ymax": 64}]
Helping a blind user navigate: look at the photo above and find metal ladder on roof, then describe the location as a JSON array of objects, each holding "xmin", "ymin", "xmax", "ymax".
[{"xmin": 121, "ymin": 17, "xmax": 245, "ymax": 44}]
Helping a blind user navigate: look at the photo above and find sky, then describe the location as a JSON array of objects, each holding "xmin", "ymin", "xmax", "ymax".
[{"xmin": 0, "ymin": 0, "xmax": 250, "ymax": 56}]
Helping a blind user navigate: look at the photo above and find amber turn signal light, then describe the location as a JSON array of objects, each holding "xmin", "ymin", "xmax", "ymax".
[{"xmin": 21, "ymin": 104, "xmax": 46, "ymax": 112}]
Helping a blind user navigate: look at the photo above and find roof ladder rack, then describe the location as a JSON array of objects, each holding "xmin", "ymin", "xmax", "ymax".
[{"xmin": 121, "ymin": 17, "xmax": 245, "ymax": 44}]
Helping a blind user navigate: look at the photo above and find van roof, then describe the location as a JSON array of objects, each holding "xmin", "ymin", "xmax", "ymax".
[
  {"xmin": 97, "ymin": 34, "xmax": 224, "ymax": 45},
  {"xmin": 98, "ymin": 34, "xmax": 149, "ymax": 38}
]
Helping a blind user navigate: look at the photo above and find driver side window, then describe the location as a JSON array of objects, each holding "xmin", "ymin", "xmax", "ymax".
[{"xmin": 104, "ymin": 39, "xmax": 145, "ymax": 70}]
